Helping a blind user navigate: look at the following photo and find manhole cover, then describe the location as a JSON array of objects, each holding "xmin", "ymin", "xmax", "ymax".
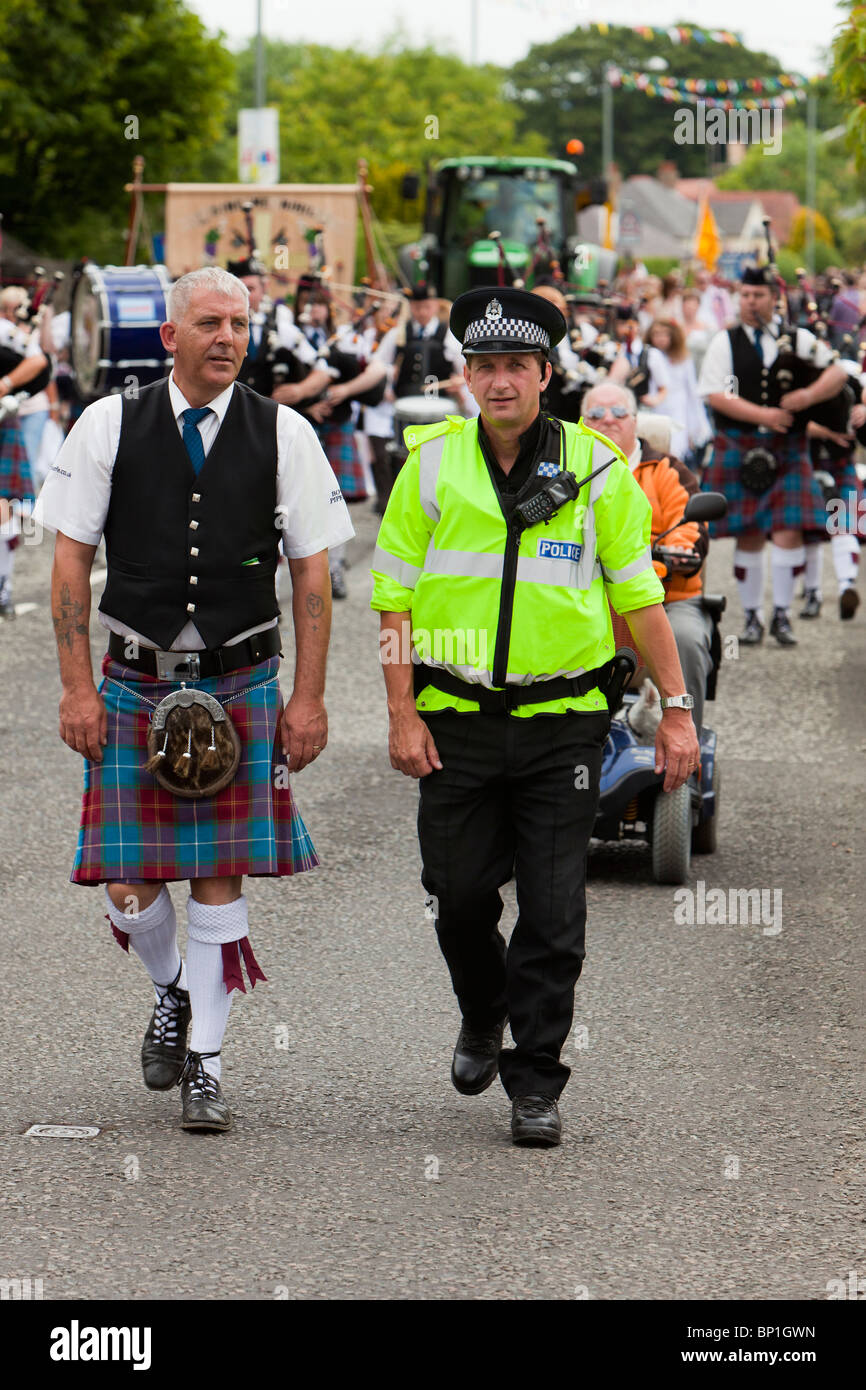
[{"xmin": 24, "ymin": 1124, "xmax": 101, "ymax": 1139}]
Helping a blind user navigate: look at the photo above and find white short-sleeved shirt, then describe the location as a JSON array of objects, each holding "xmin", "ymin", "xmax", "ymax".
[
  {"xmin": 34, "ymin": 374, "xmax": 354, "ymax": 650},
  {"xmin": 698, "ymin": 321, "xmax": 835, "ymax": 398}
]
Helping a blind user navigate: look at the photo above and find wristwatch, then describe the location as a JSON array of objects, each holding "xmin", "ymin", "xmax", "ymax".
[{"xmin": 660, "ymin": 693, "xmax": 694, "ymax": 711}]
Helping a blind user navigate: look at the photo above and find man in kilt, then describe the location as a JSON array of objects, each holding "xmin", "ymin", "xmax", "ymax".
[
  {"xmin": 34, "ymin": 266, "xmax": 353, "ymax": 1131},
  {"xmin": 698, "ymin": 265, "xmax": 846, "ymax": 645},
  {"xmin": 799, "ymin": 367, "xmax": 865, "ymax": 622},
  {"xmin": 0, "ymin": 415, "xmax": 32, "ymax": 618}
]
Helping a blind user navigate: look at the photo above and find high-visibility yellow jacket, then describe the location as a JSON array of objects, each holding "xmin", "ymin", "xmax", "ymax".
[{"xmin": 370, "ymin": 413, "xmax": 665, "ymax": 717}]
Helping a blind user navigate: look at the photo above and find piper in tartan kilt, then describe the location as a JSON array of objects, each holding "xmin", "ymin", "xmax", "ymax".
[
  {"xmin": 0, "ymin": 416, "xmax": 33, "ymax": 618},
  {"xmin": 34, "ymin": 267, "xmax": 354, "ymax": 1132},
  {"xmin": 798, "ymin": 378, "xmax": 865, "ymax": 622},
  {"xmin": 698, "ymin": 265, "xmax": 847, "ymax": 646}
]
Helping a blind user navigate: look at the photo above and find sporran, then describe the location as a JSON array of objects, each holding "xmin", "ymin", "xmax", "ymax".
[
  {"xmin": 740, "ymin": 445, "xmax": 779, "ymax": 495},
  {"xmin": 144, "ymin": 687, "xmax": 241, "ymax": 799}
]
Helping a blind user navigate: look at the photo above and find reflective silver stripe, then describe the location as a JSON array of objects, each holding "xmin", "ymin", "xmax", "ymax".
[
  {"xmin": 372, "ymin": 544, "xmax": 423, "ymax": 589},
  {"xmin": 517, "ymin": 555, "xmax": 600, "ymax": 589},
  {"xmin": 571, "ymin": 433, "xmax": 618, "ymax": 589},
  {"xmin": 423, "ymin": 544, "xmax": 503, "ymax": 579},
  {"xmin": 603, "ymin": 546, "xmax": 654, "ymax": 585},
  {"xmin": 590, "ymin": 437, "xmax": 619, "ymax": 484},
  {"xmin": 418, "ymin": 659, "xmax": 602, "ymax": 692},
  {"xmin": 418, "ymin": 658, "xmax": 497, "ymax": 688},
  {"xmin": 418, "ymin": 435, "xmax": 446, "ymax": 523}
]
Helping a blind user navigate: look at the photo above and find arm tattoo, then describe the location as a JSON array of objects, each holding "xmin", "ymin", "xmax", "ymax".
[
  {"xmin": 52, "ymin": 583, "xmax": 88, "ymax": 650},
  {"xmin": 306, "ymin": 592, "xmax": 325, "ymax": 630}
]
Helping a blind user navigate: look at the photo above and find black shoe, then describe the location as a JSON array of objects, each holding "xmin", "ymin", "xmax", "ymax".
[
  {"xmin": 511, "ymin": 1094, "xmax": 562, "ymax": 1147},
  {"xmin": 799, "ymin": 589, "xmax": 822, "ymax": 619},
  {"xmin": 141, "ymin": 965, "xmax": 191, "ymax": 1091},
  {"xmin": 451, "ymin": 1018, "xmax": 506, "ymax": 1096},
  {"xmin": 178, "ymin": 1050, "xmax": 232, "ymax": 1131},
  {"xmin": 330, "ymin": 565, "xmax": 347, "ymax": 600},
  {"xmin": 0, "ymin": 583, "xmax": 15, "ymax": 620},
  {"xmin": 769, "ymin": 607, "xmax": 798, "ymax": 645},
  {"xmin": 840, "ymin": 587, "xmax": 860, "ymax": 621},
  {"xmin": 739, "ymin": 609, "xmax": 764, "ymax": 644}
]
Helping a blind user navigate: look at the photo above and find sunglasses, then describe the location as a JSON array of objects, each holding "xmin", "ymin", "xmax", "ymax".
[{"xmin": 585, "ymin": 406, "xmax": 632, "ymax": 420}]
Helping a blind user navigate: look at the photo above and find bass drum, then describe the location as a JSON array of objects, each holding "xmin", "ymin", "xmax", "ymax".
[
  {"xmin": 387, "ymin": 393, "xmax": 452, "ymax": 471},
  {"xmin": 71, "ymin": 264, "xmax": 172, "ymax": 400}
]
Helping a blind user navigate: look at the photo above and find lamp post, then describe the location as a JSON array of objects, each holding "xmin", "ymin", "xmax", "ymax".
[{"xmin": 255, "ymin": 0, "xmax": 265, "ymax": 108}]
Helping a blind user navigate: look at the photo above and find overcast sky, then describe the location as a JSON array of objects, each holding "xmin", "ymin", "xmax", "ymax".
[{"xmin": 188, "ymin": 0, "xmax": 845, "ymax": 78}]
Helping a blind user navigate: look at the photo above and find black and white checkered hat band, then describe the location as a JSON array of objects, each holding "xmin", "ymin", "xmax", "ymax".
[{"xmin": 463, "ymin": 316, "xmax": 550, "ymax": 351}]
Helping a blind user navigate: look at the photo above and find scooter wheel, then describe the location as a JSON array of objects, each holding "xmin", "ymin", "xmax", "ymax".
[
  {"xmin": 692, "ymin": 764, "xmax": 720, "ymax": 855},
  {"xmin": 652, "ymin": 782, "xmax": 692, "ymax": 884}
]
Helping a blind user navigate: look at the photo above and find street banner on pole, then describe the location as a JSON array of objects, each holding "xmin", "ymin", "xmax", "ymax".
[{"xmin": 239, "ymin": 108, "xmax": 280, "ymax": 185}]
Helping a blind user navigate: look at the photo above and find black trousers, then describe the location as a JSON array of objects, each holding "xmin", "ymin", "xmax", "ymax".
[{"xmin": 418, "ymin": 708, "xmax": 610, "ymax": 1098}]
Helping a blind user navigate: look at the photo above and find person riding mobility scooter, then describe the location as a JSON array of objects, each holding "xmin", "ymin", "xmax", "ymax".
[{"xmin": 581, "ymin": 386, "xmax": 728, "ymax": 883}]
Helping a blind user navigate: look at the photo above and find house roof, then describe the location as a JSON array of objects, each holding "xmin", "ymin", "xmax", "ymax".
[
  {"xmin": 675, "ymin": 180, "xmax": 800, "ymax": 244},
  {"xmin": 620, "ymin": 176, "xmax": 697, "ymax": 240}
]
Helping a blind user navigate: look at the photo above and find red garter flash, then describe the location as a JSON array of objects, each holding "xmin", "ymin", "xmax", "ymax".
[
  {"xmin": 221, "ymin": 938, "xmax": 268, "ymax": 994},
  {"xmin": 107, "ymin": 914, "xmax": 130, "ymax": 952}
]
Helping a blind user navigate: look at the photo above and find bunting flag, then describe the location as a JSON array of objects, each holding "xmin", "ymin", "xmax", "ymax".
[
  {"xmin": 608, "ymin": 69, "xmax": 811, "ymax": 95},
  {"xmin": 586, "ymin": 22, "xmax": 744, "ymax": 45},
  {"xmin": 607, "ymin": 68, "xmax": 813, "ymax": 109},
  {"xmin": 694, "ymin": 198, "xmax": 721, "ymax": 272}
]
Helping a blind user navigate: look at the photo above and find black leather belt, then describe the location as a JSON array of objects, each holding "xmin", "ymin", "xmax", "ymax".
[
  {"xmin": 413, "ymin": 659, "xmax": 615, "ymax": 714},
  {"xmin": 108, "ymin": 626, "xmax": 281, "ymax": 681}
]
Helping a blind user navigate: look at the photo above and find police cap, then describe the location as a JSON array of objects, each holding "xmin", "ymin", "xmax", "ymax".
[{"xmin": 450, "ymin": 286, "xmax": 566, "ymax": 356}]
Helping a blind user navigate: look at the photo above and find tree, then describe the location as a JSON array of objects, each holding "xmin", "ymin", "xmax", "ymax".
[
  {"xmin": 831, "ymin": 0, "xmax": 866, "ymax": 169},
  {"xmin": 0, "ymin": 0, "xmax": 234, "ymax": 257},
  {"xmin": 506, "ymin": 25, "xmax": 802, "ymax": 178},
  {"xmin": 230, "ymin": 39, "xmax": 546, "ymax": 213},
  {"xmin": 715, "ymin": 122, "xmax": 859, "ymax": 246}
]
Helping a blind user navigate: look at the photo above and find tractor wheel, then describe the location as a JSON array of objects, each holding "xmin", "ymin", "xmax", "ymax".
[
  {"xmin": 652, "ymin": 783, "xmax": 693, "ymax": 884},
  {"xmin": 692, "ymin": 764, "xmax": 720, "ymax": 855}
]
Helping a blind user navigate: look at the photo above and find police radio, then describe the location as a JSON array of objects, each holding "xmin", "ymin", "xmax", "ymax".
[{"xmin": 514, "ymin": 449, "xmax": 619, "ymax": 531}]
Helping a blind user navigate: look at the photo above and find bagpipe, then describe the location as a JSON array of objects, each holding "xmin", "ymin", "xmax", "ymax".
[
  {"xmin": 759, "ymin": 218, "xmax": 844, "ymax": 430},
  {"xmin": 0, "ymin": 342, "xmax": 52, "ymax": 399}
]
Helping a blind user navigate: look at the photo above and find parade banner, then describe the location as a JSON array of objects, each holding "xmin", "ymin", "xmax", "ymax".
[{"xmin": 163, "ymin": 183, "xmax": 358, "ymax": 286}]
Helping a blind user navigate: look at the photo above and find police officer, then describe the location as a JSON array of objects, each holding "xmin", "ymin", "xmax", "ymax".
[{"xmin": 371, "ymin": 287, "xmax": 700, "ymax": 1147}]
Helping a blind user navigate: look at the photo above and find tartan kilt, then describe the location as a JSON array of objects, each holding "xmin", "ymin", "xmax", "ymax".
[
  {"xmin": 313, "ymin": 418, "xmax": 368, "ymax": 501},
  {"xmin": 0, "ymin": 418, "xmax": 34, "ymax": 502},
  {"xmin": 701, "ymin": 424, "xmax": 826, "ymax": 538},
  {"xmin": 815, "ymin": 451, "xmax": 862, "ymax": 539},
  {"xmin": 71, "ymin": 654, "xmax": 320, "ymax": 885}
]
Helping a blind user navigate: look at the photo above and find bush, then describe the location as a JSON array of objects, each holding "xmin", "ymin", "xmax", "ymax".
[
  {"xmin": 643, "ymin": 256, "xmax": 681, "ymax": 279},
  {"xmin": 841, "ymin": 216, "xmax": 866, "ymax": 268}
]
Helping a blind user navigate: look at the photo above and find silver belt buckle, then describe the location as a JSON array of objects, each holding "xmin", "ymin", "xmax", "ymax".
[{"xmin": 155, "ymin": 650, "xmax": 201, "ymax": 682}]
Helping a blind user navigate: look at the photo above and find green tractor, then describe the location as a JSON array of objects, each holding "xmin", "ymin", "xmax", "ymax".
[{"xmin": 398, "ymin": 156, "xmax": 613, "ymax": 300}]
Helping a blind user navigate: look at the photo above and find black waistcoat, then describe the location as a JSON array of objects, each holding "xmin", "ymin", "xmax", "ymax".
[
  {"xmin": 101, "ymin": 379, "xmax": 280, "ymax": 649},
  {"xmin": 711, "ymin": 325, "xmax": 771, "ymax": 426},
  {"xmin": 395, "ymin": 320, "xmax": 451, "ymax": 398}
]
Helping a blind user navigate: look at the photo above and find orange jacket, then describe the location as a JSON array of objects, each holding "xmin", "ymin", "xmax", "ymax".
[
  {"xmin": 631, "ymin": 454, "xmax": 702, "ymax": 603},
  {"xmin": 608, "ymin": 449, "xmax": 703, "ymax": 661}
]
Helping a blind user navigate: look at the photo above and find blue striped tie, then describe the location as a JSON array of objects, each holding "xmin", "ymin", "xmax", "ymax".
[{"xmin": 181, "ymin": 407, "xmax": 211, "ymax": 476}]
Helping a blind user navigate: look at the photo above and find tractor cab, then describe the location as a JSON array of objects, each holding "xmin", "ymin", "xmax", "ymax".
[{"xmin": 400, "ymin": 156, "xmax": 605, "ymax": 301}]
